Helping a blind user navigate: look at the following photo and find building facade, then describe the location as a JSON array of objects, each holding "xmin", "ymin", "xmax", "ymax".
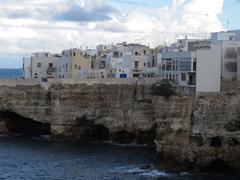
[
  {"xmin": 160, "ymin": 51, "xmax": 196, "ymax": 87},
  {"xmin": 57, "ymin": 49, "xmax": 92, "ymax": 79},
  {"xmin": 24, "ymin": 52, "xmax": 57, "ymax": 80},
  {"xmin": 196, "ymin": 45, "xmax": 222, "ymax": 94},
  {"xmin": 211, "ymin": 31, "xmax": 240, "ymax": 80}
]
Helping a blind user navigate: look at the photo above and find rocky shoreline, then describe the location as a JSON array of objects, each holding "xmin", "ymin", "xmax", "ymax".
[{"xmin": 0, "ymin": 81, "xmax": 239, "ymax": 174}]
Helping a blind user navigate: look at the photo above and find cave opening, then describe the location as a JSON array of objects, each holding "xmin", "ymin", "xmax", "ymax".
[
  {"xmin": 210, "ymin": 136, "xmax": 222, "ymax": 148},
  {"xmin": 72, "ymin": 116, "xmax": 156, "ymax": 145},
  {"xmin": 70, "ymin": 116, "xmax": 110, "ymax": 141},
  {"xmin": 0, "ymin": 111, "xmax": 51, "ymax": 136}
]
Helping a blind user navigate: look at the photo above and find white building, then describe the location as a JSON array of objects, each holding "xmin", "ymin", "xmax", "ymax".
[
  {"xmin": 56, "ymin": 49, "xmax": 92, "ymax": 80},
  {"xmin": 24, "ymin": 52, "xmax": 57, "ymax": 80},
  {"xmin": 79, "ymin": 69, "xmax": 107, "ymax": 79},
  {"xmin": 106, "ymin": 43, "xmax": 148, "ymax": 78},
  {"xmin": 160, "ymin": 51, "xmax": 196, "ymax": 87},
  {"xmin": 211, "ymin": 31, "xmax": 236, "ymax": 44},
  {"xmin": 22, "ymin": 57, "xmax": 31, "ymax": 79},
  {"xmin": 56, "ymin": 52, "xmax": 69, "ymax": 79},
  {"xmin": 196, "ymin": 45, "xmax": 222, "ymax": 94},
  {"xmin": 94, "ymin": 44, "xmax": 113, "ymax": 70},
  {"xmin": 237, "ymin": 47, "xmax": 240, "ymax": 80},
  {"xmin": 211, "ymin": 31, "xmax": 240, "ymax": 80},
  {"xmin": 106, "ymin": 43, "xmax": 131, "ymax": 78}
]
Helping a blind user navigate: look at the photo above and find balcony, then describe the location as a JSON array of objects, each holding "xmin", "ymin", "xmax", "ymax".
[{"xmin": 47, "ymin": 67, "xmax": 56, "ymax": 73}]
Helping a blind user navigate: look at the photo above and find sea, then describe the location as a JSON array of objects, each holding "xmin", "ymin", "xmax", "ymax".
[
  {"xmin": 0, "ymin": 136, "xmax": 239, "ymax": 180},
  {"xmin": 0, "ymin": 69, "xmax": 22, "ymax": 79}
]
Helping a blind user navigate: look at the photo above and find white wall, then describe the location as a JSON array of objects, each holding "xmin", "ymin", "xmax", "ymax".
[
  {"xmin": 23, "ymin": 57, "xmax": 31, "ymax": 79},
  {"xmin": 56, "ymin": 55, "xmax": 70, "ymax": 79},
  {"xmin": 221, "ymin": 41, "xmax": 240, "ymax": 80},
  {"xmin": 237, "ymin": 49, "xmax": 240, "ymax": 80},
  {"xmin": 31, "ymin": 53, "xmax": 57, "ymax": 80},
  {"xmin": 196, "ymin": 45, "xmax": 221, "ymax": 93}
]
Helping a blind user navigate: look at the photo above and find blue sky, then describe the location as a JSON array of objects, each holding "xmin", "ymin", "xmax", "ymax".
[
  {"xmin": 220, "ymin": 0, "xmax": 240, "ymax": 30},
  {"xmin": 0, "ymin": 0, "xmax": 239, "ymax": 69}
]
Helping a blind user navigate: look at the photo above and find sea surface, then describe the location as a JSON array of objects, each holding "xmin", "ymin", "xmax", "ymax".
[
  {"xmin": 0, "ymin": 69, "xmax": 22, "ymax": 79},
  {"xmin": 0, "ymin": 136, "xmax": 239, "ymax": 180}
]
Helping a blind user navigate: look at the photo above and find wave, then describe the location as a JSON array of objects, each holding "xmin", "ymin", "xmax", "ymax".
[{"xmin": 112, "ymin": 165, "xmax": 169, "ymax": 178}]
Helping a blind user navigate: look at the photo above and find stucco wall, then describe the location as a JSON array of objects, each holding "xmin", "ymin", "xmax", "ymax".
[{"xmin": 196, "ymin": 45, "xmax": 221, "ymax": 93}]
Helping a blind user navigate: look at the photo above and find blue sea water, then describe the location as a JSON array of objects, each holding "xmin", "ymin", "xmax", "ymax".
[
  {"xmin": 0, "ymin": 69, "xmax": 22, "ymax": 79},
  {"xmin": 0, "ymin": 136, "xmax": 239, "ymax": 180}
]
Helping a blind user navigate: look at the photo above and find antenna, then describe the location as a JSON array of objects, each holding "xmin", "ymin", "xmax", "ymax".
[{"xmin": 227, "ymin": 20, "xmax": 230, "ymax": 31}]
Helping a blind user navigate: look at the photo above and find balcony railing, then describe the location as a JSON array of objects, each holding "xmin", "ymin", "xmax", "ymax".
[{"xmin": 47, "ymin": 67, "xmax": 56, "ymax": 73}]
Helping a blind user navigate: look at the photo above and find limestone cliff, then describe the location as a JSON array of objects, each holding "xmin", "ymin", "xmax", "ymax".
[
  {"xmin": 0, "ymin": 80, "xmax": 239, "ymax": 173},
  {"xmin": 0, "ymin": 81, "xmax": 182, "ymax": 145}
]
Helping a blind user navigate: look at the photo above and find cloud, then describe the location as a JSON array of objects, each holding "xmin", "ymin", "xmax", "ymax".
[
  {"xmin": 0, "ymin": 0, "xmax": 225, "ymax": 59},
  {"xmin": 95, "ymin": 21, "xmax": 128, "ymax": 32},
  {"xmin": 0, "ymin": 0, "xmax": 117, "ymax": 22},
  {"xmin": 55, "ymin": 3, "xmax": 115, "ymax": 22}
]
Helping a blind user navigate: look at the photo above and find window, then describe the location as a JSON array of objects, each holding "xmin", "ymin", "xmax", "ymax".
[
  {"xmin": 73, "ymin": 52, "xmax": 76, "ymax": 56},
  {"xmin": 166, "ymin": 65, "xmax": 172, "ymax": 71},
  {"xmin": 49, "ymin": 63, "xmax": 53, "ymax": 67},
  {"xmin": 181, "ymin": 73, "xmax": 186, "ymax": 81},
  {"xmin": 78, "ymin": 66, "xmax": 81, "ymax": 70},
  {"xmin": 113, "ymin": 52, "xmax": 119, "ymax": 57},
  {"xmin": 179, "ymin": 61, "xmax": 191, "ymax": 71},
  {"xmin": 37, "ymin": 63, "xmax": 42, "ymax": 68},
  {"xmin": 144, "ymin": 63, "xmax": 146, "ymax": 67},
  {"xmin": 193, "ymin": 61, "xmax": 197, "ymax": 71},
  {"xmin": 162, "ymin": 65, "xmax": 166, "ymax": 71},
  {"xmin": 100, "ymin": 61, "xmax": 105, "ymax": 69},
  {"xmin": 134, "ymin": 61, "xmax": 139, "ymax": 69},
  {"xmin": 135, "ymin": 51, "xmax": 138, "ymax": 56},
  {"xmin": 74, "ymin": 65, "xmax": 77, "ymax": 69},
  {"xmin": 66, "ymin": 63, "xmax": 68, "ymax": 72}
]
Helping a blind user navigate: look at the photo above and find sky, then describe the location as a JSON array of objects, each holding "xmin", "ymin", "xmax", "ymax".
[{"xmin": 0, "ymin": 0, "xmax": 239, "ymax": 68}]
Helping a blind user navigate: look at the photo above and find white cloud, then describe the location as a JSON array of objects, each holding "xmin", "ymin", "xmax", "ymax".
[{"xmin": 0, "ymin": 0, "xmax": 225, "ymax": 57}]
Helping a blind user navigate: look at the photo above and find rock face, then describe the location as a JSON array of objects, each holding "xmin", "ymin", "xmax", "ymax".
[
  {"xmin": 0, "ymin": 82, "xmax": 176, "ymax": 145},
  {"xmin": 0, "ymin": 80, "xmax": 240, "ymax": 173},
  {"xmin": 189, "ymin": 92, "xmax": 240, "ymax": 172}
]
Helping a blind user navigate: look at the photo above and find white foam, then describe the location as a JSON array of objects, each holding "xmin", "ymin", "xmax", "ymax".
[{"xmin": 113, "ymin": 165, "xmax": 169, "ymax": 178}]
